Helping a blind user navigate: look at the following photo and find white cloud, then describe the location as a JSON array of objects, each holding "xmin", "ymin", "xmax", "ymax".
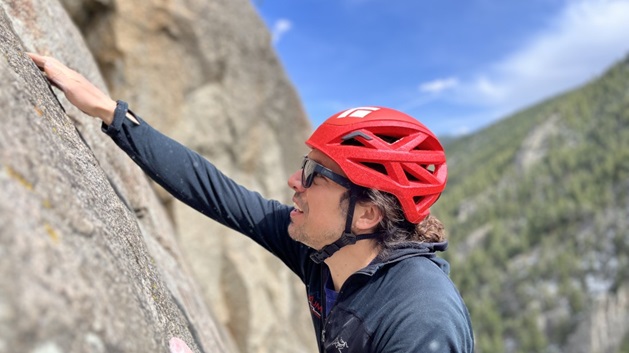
[
  {"xmin": 272, "ymin": 19, "xmax": 292, "ymax": 44},
  {"xmin": 455, "ymin": 0, "xmax": 629, "ymax": 114},
  {"xmin": 401, "ymin": 77, "xmax": 459, "ymax": 112},
  {"xmin": 419, "ymin": 77, "xmax": 459, "ymax": 94}
]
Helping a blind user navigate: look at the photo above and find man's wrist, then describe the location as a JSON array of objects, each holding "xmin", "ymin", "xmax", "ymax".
[{"xmin": 98, "ymin": 99, "xmax": 117, "ymax": 125}]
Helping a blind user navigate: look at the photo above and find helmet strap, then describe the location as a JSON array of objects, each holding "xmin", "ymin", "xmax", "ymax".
[{"xmin": 310, "ymin": 187, "xmax": 380, "ymax": 264}]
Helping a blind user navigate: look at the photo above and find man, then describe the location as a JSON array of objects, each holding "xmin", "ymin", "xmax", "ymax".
[{"xmin": 29, "ymin": 53, "xmax": 474, "ymax": 352}]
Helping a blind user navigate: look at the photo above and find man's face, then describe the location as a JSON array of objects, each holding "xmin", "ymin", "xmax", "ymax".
[{"xmin": 287, "ymin": 149, "xmax": 349, "ymax": 250}]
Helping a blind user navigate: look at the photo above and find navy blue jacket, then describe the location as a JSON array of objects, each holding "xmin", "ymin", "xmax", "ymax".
[{"xmin": 103, "ymin": 103, "xmax": 474, "ymax": 352}]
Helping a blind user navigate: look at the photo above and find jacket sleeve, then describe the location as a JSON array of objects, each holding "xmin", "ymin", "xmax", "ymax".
[{"xmin": 101, "ymin": 101, "xmax": 310, "ymax": 280}]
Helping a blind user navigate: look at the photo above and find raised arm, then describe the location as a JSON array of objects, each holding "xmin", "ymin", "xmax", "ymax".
[
  {"xmin": 27, "ymin": 53, "xmax": 309, "ymax": 278},
  {"xmin": 27, "ymin": 53, "xmax": 144, "ymax": 126}
]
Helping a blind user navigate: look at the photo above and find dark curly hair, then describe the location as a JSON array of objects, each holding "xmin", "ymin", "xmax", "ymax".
[{"xmin": 342, "ymin": 188, "xmax": 446, "ymax": 250}]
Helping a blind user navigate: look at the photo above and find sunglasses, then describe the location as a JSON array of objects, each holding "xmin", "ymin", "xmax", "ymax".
[{"xmin": 301, "ymin": 156, "xmax": 353, "ymax": 189}]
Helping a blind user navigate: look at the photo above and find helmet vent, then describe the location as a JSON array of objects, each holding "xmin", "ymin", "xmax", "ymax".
[
  {"xmin": 359, "ymin": 162, "xmax": 426, "ymax": 183},
  {"xmin": 340, "ymin": 138, "xmax": 366, "ymax": 147},
  {"xmin": 341, "ymin": 131, "xmax": 372, "ymax": 144},
  {"xmin": 359, "ymin": 162, "xmax": 387, "ymax": 175},
  {"xmin": 424, "ymin": 164, "xmax": 436, "ymax": 173},
  {"xmin": 404, "ymin": 169, "xmax": 420, "ymax": 182},
  {"xmin": 413, "ymin": 138, "xmax": 437, "ymax": 151},
  {"xmin": 374, "ymin": 134, "xmax": 402, "ymax": 144}
]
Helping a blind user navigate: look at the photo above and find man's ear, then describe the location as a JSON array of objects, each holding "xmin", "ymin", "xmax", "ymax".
[{"xmin": 353, "ymin": 202, "xmax": 383, "ymax": 232}]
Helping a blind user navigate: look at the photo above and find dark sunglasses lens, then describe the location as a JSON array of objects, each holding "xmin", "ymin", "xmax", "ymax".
[{"xmin": 301, "ymin": 158, "xmax": 316, "ymax": 188}]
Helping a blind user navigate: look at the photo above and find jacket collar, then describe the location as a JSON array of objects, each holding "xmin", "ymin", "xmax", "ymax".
[{"xmin": 357, "ymin": 241, "xmax": 449, "ymax": 276}]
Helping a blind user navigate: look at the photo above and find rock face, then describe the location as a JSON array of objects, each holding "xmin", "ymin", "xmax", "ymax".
[
  {"xmin": 59, "ymin": 0, "xmax": 316, "ymax": 352},
  {"xmin": 0, "ymin": 1, "xmax": 234, "ymax": 352},
  {"xmin": 1, "ymin": 0, "xmax": 315, "ymax": 352}
]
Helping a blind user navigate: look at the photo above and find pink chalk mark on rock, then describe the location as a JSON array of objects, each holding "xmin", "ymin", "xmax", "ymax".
[{"xmin": 169, "ymin": 337, "xmax": 193, "ymax": 353}]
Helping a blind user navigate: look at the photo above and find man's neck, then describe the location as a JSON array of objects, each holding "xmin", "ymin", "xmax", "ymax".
[{"xmin": 324, "ymin": 240, "xmax": 380, "ymax": 291}]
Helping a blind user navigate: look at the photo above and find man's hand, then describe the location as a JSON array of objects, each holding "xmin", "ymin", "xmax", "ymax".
[{"xmin": 27, "ymin": 53, "xmax": 117, "ymax": 125}]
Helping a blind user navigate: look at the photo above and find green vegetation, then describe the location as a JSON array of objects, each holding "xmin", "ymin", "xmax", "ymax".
[
  {"xmin": 619, "ymin": 332, "xmax": 629, "ymax": 353},
  {"xmin": 433, "ymin": 54, "xmax": 629, "ymax": 352}
]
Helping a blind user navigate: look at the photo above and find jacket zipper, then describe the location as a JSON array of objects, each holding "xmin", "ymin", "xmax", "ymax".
[
  {"xmin": 320, "ymin": 268, "xmax": 372, "ymax": 346},
  {"xmin": 320, "ymin": 266, "xmax": 327, "ymax": 345},
  {"xmin": 318, "ymin": 252, "xmax": 433, "ymax": 350}
]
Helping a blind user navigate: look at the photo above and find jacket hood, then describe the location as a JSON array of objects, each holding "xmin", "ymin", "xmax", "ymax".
[
  {"xmin": 388, "ymin": 240, "xmax": 448, "ymax": 253},
  {"xmin": 363, "ymin": 241, "xmax": 450, "ymax": 276}
]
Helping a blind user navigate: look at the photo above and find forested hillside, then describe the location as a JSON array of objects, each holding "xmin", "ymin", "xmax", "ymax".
[{"xmin": 433, "ymin": 54, "xmax": 629, "ymax": 353}]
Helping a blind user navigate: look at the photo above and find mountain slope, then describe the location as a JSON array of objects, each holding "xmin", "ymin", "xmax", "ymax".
[{"xmin": 433, "ymin": 54, "xmax": 629, "ymax": 353}]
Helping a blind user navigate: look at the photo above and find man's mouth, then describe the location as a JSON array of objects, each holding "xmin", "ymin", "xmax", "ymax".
[{"xmin": 292, "ymin": 195, "xmax": 305, "ymax": 214}]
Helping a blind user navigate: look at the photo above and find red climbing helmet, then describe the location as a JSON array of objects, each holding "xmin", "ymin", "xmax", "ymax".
[{"xmin": 306, "ymin": 106, "xmax": 447, "ymax": 224}]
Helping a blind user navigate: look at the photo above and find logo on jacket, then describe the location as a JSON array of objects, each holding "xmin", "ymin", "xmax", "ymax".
[
  {"xmin": 307, "ymin": 294, "xmax": 322, "ymax": 318},
  {"xmin": 331, "ymin": 337, "xmax": 349, "ymax": 352}
]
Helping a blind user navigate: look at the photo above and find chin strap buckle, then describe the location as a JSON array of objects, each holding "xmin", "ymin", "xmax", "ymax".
[{"xmin": 310, "ymin": 232, "xmax": 357, "ymax": 264}]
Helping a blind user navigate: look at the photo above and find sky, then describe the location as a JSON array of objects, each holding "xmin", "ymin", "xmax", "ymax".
[{"xmin": 252, "ymin": 0, "xmax": 629, "ymax": 136}]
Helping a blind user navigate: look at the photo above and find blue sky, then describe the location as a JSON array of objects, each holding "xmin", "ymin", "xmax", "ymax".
[{"xmin": 252, "ymin": 0, "xmax": 629, "ymax": 136}]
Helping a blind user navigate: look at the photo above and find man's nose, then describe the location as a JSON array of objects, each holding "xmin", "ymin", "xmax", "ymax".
[{"xmin": 287, "ymin": 169, "xmax": 305, "ymax": 192}]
